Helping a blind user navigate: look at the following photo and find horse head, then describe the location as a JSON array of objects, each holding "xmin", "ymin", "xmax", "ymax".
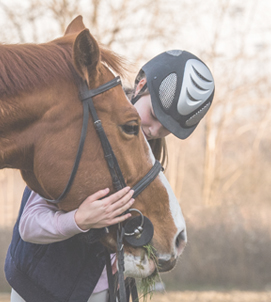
[{"xmin": 0, "ymin": 16, "xmax": 186, "ymax": 278}]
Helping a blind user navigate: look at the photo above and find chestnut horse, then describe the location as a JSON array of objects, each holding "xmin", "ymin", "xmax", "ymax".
[{"xmin": 0, "ymin": 16, "xmax": 186, "ymax": 278}]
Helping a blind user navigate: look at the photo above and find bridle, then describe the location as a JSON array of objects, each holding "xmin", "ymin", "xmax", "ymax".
[{"xmin": 45, "ymin": 76, "xmax": 163, "ymax": 302}]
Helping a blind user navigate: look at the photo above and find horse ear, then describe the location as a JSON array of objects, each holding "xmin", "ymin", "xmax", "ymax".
[
  {"xmin": 64, "ymin": 15, "xmax": 86, "ymax": 35},
  {"xmin": 73, "ymin": 28, "xmax": 100, "ymax": 84}
]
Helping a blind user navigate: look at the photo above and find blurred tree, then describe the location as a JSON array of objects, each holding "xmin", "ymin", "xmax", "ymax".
[
  {"xmin": 199, "ymin": 0, "xmax": 271, "ymax": 205},
  {"xmin": 0, "ymin": 0, "xmax": 189, "ymax": 65}
]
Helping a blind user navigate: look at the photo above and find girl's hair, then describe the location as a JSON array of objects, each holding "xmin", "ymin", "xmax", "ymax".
[
  {"xmin": 124, "ymin": 70, "xmax": 168, "ymax": 167},
  {"xmin": 148, "ymin": 137, "xmax": 168, "ymax": 167}
]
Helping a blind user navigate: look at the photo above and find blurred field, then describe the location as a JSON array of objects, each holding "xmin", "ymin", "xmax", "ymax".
[
  {"xmin": 0, "ymin": 294, "xmax": 9, "ymax": 302},
  {"xmin": 149, "ymin": 292, "xmax": 271, "ymax": 302},
  {"xmin": 2, "ymin": 291, "xmax": 271, "ymax": 302}
]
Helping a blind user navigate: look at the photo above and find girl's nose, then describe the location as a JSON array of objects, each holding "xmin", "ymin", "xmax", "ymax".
[
  {"xmin": 149, "ymin": 125, "xmax": 160, "ymax": 138},
  {"xmin": 150, "ymin": 122, "xmax": 170, "ymax": 139}
]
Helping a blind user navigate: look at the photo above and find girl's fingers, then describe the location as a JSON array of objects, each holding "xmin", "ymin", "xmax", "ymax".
[
  {"xmin": 107, "ymin": 187, "xmax": 131, "ymax": 204},
  {"xmin": 111, "ymin": 212, "xmax": 132, "ymax": 225},
  {"xmin": 113, "ymin": 198, "xmax": 135, "ymax": 216},
  {"xmin": 87, "ymin": 188, "xmax": 110, "ymax": 202},
  {"xmin": 82, "ymin": 187, "xmax": 135, "ymax": 229},
  {"xmin": 110, "ymin": 190, "xmax": 134, "ymax": 211}
]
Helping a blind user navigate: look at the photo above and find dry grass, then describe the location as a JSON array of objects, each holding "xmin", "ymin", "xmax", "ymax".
[
  {"xmin": 1, "ymin": 291, "xmax": 271, "ymax": 302},
  {"xmin": 147, "ymin": 292, "xmax": 271, "ymax": 302}
]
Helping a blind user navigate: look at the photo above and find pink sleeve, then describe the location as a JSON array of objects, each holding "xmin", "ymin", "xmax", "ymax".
[{"xmin": 19, "ymin": 191, "xmax": 89, "ymax": 244}]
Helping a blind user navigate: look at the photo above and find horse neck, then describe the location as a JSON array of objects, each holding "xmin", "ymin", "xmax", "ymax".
[{"xmin": 0, "ymin": 82, "xmax": 69, "ymax": 170}]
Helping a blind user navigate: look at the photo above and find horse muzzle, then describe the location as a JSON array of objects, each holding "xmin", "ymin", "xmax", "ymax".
[{"xmin": 157, "ymin": 257, "xmax": 177, "ymax": 272}]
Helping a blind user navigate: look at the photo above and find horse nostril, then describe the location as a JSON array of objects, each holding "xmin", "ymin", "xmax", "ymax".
[{"xmin": 175, "ymin": 230, "xmax": 186, "ymax": 253}]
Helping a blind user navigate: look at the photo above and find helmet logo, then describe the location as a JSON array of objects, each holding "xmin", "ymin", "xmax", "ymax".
[
  {"xmin": 177, "ymin": 59, "xmax": 214, "ymax": 116},
  {"xmin": 166, "ymin": 50, "xmax": 183, "ymax": 56}
]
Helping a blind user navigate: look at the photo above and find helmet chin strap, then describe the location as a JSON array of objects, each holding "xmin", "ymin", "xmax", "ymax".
[{"xmin": 131, "ymin": 83, "xmax": 147, "ymax": 104}]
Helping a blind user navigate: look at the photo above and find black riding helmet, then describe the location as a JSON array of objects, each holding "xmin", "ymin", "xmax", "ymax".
[{"xmin": 131, "ymin": 50, "xmax": 215, "ymax": 139}]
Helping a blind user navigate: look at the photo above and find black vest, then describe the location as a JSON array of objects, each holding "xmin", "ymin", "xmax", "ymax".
[{"xmin": 5, "ymin": 187, "xmax": 107, "ymax": 302}]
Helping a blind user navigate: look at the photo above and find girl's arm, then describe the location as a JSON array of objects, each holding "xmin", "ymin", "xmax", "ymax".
[
  {"xmin": 19, "ymin": 187, "xmax": 134, "ymax": 244},
  {"xmin": 19, "ymin": 191, "xmax": 88, "ymax": 244}
]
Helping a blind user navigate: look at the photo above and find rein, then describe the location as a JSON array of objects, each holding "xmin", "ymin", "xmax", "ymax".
[{"xmin": 45, "ymin": 76, "xmax": 163, "ymax": 302}]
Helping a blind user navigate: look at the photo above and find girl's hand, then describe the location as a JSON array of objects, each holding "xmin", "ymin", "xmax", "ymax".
[{"xmin": 74, "ymin": 187, "xmax": 134, "ymax": 230}]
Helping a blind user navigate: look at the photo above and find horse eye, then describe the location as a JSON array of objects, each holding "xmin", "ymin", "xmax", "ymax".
[{"xmin": 121, "ymin": 124, "xmax": 139, "ymax": 135}]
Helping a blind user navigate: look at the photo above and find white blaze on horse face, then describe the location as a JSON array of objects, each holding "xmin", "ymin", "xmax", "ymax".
[
  {"xmin": 123, "ymin": 134, "xmax": 187, "ymax": 277},
  {"xmin": 145, "ymin": 136, "xmax": 187, "ymax": 257},
  {"xmin": 158, "ymin": 172, "xmax": 187, "ymax": 258}
]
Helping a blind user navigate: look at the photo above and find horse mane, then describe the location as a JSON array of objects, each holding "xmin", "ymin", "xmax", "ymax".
[
  {"xmin": 0, "ymin": 40, "xmax": 129, "ymax": 98},
  {"xmin": 100, "ymin": 46, "xmax": 130, "ymax": 79}
]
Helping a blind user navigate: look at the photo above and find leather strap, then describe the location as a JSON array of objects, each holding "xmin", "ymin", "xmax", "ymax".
[
  {"xmin": 131, "ymin": 160, "xmax": 162, "ymax": 198},
  {"xmin": 44, "ymin": 99, "xmax": 90, "ymax": 203},
  {"xmin": 44, "ymin": 77, "xmax": 122, "ymax": 203},
  {"xmin": 105, "ymin": 249, "xmax": 117, "ymax": 302},
  {"xmin": 131, "ymin": 83, "xmax": 147, "ymax": 105}
]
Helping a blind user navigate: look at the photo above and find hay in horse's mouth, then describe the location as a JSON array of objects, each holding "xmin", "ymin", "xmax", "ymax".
[{"xmin": 135, "ymin": 244, "xmax": 163, "ymax": 301}]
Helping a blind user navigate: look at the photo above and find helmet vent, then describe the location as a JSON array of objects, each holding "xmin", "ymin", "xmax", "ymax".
[
  {"xmin": 186, "ymin": 88, "xmax": 199, "ymax": 102},
  {"xmin": 190, "ymin": 75, "xmax": 208, "ymax": 91},
  {"xmin": 192, "ymin": 66, "xmax": 212, "ymax": 82},
  {"xmin": 159, "ymin": 73, "xmax": 177, "ymax": 109},
  {"xmin": 177, "ymin": 59, "xmax": 214, "ymax": 116}
]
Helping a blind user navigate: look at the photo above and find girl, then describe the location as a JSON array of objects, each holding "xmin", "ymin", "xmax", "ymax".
[{"xmin": 5, "ymin": 50, "xmax": 215, "ymax": 302}]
